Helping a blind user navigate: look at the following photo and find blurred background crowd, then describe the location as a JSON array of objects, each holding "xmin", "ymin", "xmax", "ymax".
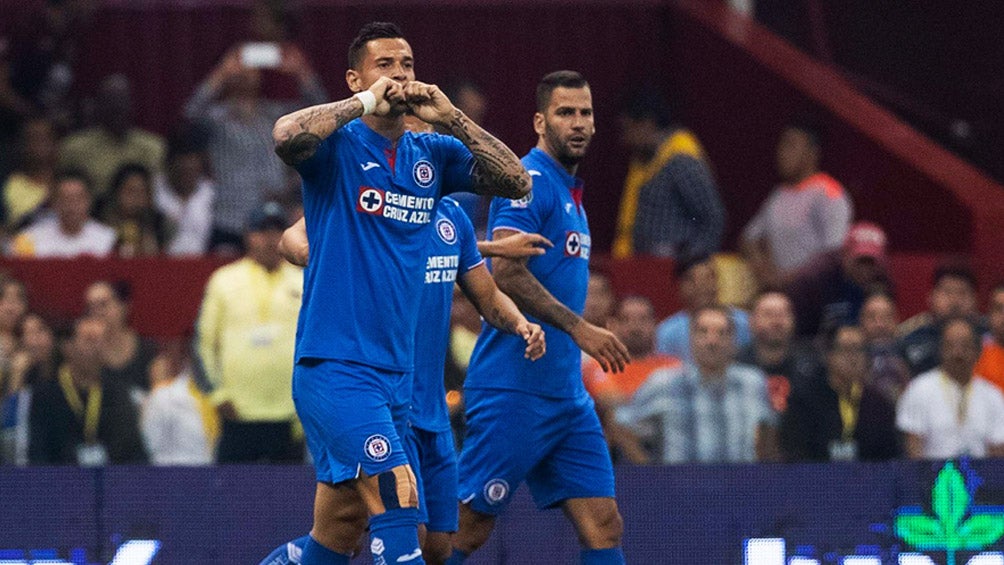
[{"xmin": 0, "ymin": 0, "xmax": 1002, "ymax": 468}]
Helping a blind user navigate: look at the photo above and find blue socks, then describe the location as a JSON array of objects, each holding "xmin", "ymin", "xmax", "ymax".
[
  {"xmin": 259, "ymin": 535, "xmax": 310, "ymax": 565},
  {"xmin": 443, "ymin": 548, "xmax": 468, "ymax": 564},
  {"xmin": 581, "ymin": 547, "xmax": 626, "ymax": 564},
  {"xmin": 299, "ymin": 535, "xmax": 350, "ymax": 565},
  {"xmin": 369, "ymin": 507, "xmax": 424, "ymax": 564}
]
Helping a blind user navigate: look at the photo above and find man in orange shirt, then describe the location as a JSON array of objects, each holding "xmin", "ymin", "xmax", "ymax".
[
  {"xmin": 975, "ymin": 283, "xmax": 1004, "ymax": 393},
  {"xmin": 583, "ymin": 296, "xmax": 680, "ymax": 463}
]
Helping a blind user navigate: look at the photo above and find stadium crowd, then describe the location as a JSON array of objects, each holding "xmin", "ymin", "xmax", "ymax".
[{"xmin": 1, "ymin": 0, "xmax": 1002, "ymax": 470}]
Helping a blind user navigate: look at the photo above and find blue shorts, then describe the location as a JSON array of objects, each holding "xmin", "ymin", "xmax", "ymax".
[
  {"xmin": 457, "ymin": 388, "xmax": 616, "ymax": 515},
  {"xmin": 403, "ymin": 426, "xmax": 458, "ymax": 532},
  {"xmin": 292, "ymin": 358, "xmax": 411, "ymax": 484}
]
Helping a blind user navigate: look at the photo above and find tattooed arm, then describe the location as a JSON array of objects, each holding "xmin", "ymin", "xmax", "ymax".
[
  {"xmin": 458, "ymin": 263, "xmax": 545, "ymax": 361},
  {"xmin": 272, "ymin": 76, "xmax": 404, "ymax": 166},
  {"xmin": 403, "ymin": 81, "xmax": 530, "ymax": 199},
  {"xmin": 491, "ymin": 228, "xmax": 631, "ymax": 373}
]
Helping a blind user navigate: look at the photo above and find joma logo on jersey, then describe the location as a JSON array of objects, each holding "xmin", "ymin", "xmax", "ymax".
[
  {"xmin": 356, "ymin": 186, "xmax": 434, "ymax": 225},
  {"xmin": 564, "ymin": 231, "xmax": 591, "ymax": 259}
]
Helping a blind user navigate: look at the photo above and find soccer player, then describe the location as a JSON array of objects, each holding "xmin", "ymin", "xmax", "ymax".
[
  {"xmin": 447, "ymin": 71, "xmax": 631, "ymax": 565},
  {"xmin": 270, "ymin": 21, "xmax": 530, "ymax": 565},
  {"xmin": 263, "ymin": 198, "xmax": 549, "ymax": 565}
]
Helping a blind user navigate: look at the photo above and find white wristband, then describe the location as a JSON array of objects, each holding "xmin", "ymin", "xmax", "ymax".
[{"xmin": 354, "ymin": 91, "xmax": 377, "ymax": 116}]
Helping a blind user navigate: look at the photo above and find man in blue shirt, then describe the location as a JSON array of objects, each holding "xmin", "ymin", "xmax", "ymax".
[
  {"xmin": 447, "ymin": 71, "xmax": 631, "ymax": 565},
  {"xmin": 263, "ymin": 197, "xmax": 548, "ymax": 565},
  {"xmin": 270, "ymin": 21, "xmax": 530, "ymax": 565}
]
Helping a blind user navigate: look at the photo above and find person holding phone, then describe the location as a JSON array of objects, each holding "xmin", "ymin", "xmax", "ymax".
[{"xmin": 184, "ymin": 43, "xmax": 327, "ymax": 253}]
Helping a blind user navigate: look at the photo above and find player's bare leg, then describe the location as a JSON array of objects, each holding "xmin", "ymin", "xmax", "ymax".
[
  {"xmin": 562, "ymin": 497, "xmax": 625, "ymax": 564},
  {"xmin": 447, "ymin": 502, "xmax": 496, "ymax": 561},
  {"xmin": 309, "ymin": 482, "xmax": 368, "ymax": 554},
  {"xmin": 422, "ymin": 531, "xmax": 452, "ymax": 565}
]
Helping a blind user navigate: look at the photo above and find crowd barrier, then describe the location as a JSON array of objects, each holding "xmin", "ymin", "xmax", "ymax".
[{"xmin": 2, "ymin": 460, "xmax": 1003, "ymax": 564}]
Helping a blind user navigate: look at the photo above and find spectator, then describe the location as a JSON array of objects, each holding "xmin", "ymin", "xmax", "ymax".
[
  {"xmin": 898, "ymin": 263, "xmax": 983, "ymax": 376},
  {"xmin": 195, "ymin": 202, "xmax": 303, "ymax": 463},
  {"xmin": 154, "ymin": 131, "xmax": 215, "ymax": 256},
  {"xmin": 184, "ymin": 45, "xmax": 325, "ymax": 252},
  {"xmin": 613, "ymin": 90, "xmax": 724, "ymax": 262},
  {"xmin": 58, "ymin": 74, "xmax": 165, "ymax": 200},
  {"xmin": 28, "ymin": 316, "xmax": 147, "ymax": 465},
  {"xmin": 781, "ymin": 325, "xmax": 900, "ymax": 462},
  {"xmin": 736, "ymin": 291, "xmax": 821, "ymax": 414},
  {"xmin": 0, "ymin": 277, "xmax": 28, "ymax": 350},
  {"xmin": 583, "ymin": 296, "xmax": 681, "ymax": 463},
  {"xmin": 8, "ymin": 169, "xmax": 115, "ymax": 257},
  {"xmin": 0, "ymin": 313, "xmax": 59, "ymax": 465},
  {"xmin": 141, "ymin": 344, "xmax": 218, "ymax": 466},
  {"xmin": 85, "ymin": 281, "xmax": 158, "ymax": 395},
  {"xmin": 583, "ymin": 270, "xmax": 616, "ymax": 328},
  {"xmin": 897, "ymin": 317, "xmax": 1004, "ymax": 459},
  {"xmin": 618, "ymin": 306, "xmax": 778, "ymax": 464},
  {"xmin": 742, "ymin": 120, "xmax": 852, "ymax": 286},
  {"xmin": 3, "ymin": 115, "xmax": 57, "ymax": 231},
  {"xmin": 859, "ymin": 291, "xmax": 911, "ymax": 403},
  {"xmin": 784, "ymin": 221, "xmax": 891, "ymax": 337},
  {"xmin": 975, "ymin": 283, "xmax": 1004, "ymax": 394},
  {"xmin": 102, "ymin": 163, "xmax": 167, "ymax": 257},
  {"xmin": 655, "ymin": 256, "xmax": 751, "ymax": 363}
]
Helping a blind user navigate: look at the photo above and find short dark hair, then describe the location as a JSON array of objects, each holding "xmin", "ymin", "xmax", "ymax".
[
  {"xmin": 784, "ymin": 115, "xmax": 823, "ymax": 149},
  {"xmin": 823, "ymin": 323, "xmax": 862, "ymax": 352},
  {"xmin": 110, "ymin": 162, "xmax": 152, "ymax": 196},
  {"xmin": 91, "ymin": 280, "xmax": 133, "ymax": 303},
  {"xmin": 619, "ymin": 88, "xmax": 672, "ymax": 129},
  {"xmin": 348, "ymin": 22, "xmax": 405, "ymax": 70},
  {"xmin": 673, "ymin": 254, "xmax": 713, "ymax": 279},
  {"xmin": 54, "ymin": 168, "xmax": 94, "ymax": 195},
  {"xmin": 690, "ymin": 305, "xmax": 735, "ymax": 334},
  {"xmin": 536, "ymin": 70, "xmax": 588, "ymax": 113},
  {"xmin": 940, "ymin": 315, "xmax": 981, "ymax": 351},
  {"xmin": 933, "ymin": 262, "xmax": 978, "ymax": 291}
]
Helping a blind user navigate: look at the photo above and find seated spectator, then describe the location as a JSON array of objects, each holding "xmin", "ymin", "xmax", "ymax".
[
  {"xmin": 898, "ymin": 263, "xmax": 984, "ymax": 376},
  {"xmin": 28, "ymin": 316, "xmax": 147, "ymax": 465},
  {"xmin": 0, "ymin": 313, "xmax": 59, "ymax": 465},
  {"xmin": 184, "ymin": 45, "xmax": 325, "ymax": 252},
  {"xmin": 154, "ymin": 131, "xmax": 215, "ymax": 256},
  {"xmin": 8, "ymin": 169, "xmax": 115, "ymax": 257},
  {"xmin": 58, "ymin": 74, "xmax": 165, "ymax": 200},
  {"xmin": 2, "ymin": 115, "xmax": 57, "ymax": 231},
  {"xmin": 583, "ymin": 296, "xmax": 681, "ymax": 463},
  {"xmin": 784, "ymin": 221, "xmax": 891, "ymax": 337},
  {"xmin": 618, "ymin": 306, "xmax": 778, "ymax": 464},
  {"xmin": 0, "ymin": 277, "xmax": 27, "ymax": 349},
  {"xmin": 85, "ymin": 281, "xmax": 158, "ymax": 395},
  {"xmin": 781, "ymin": 325, "xmax": 900, "ymax": 462},
  {"xmin": 655, "ymin": 256, "xmax": 751, "ymax": 363},
  {"xmin": 897, "ymin": 317, "xmax": 1004, "ymax": 459},
  {"xmin": 975, "ymin": 283, "xmax": 1004, "ymax": 393},
  {"xmin": 583, "ymin": 270, "xmax": 616, "ymax": 328},
  {"xmin": 742, "ymin": 119, "xmax": 852, "ymax": 286},
  {"xmin": 612, "ymin": 90, "xmax": 724, "ymax": 261},
  {"xmin": 736, "ymin": 291, "xmax": 821, "ymax": 414},
  {"xmin": 102, "ymin": 163, "xmax": 167, "ymax": 257},
  {"xmin": 141, "ymin": 344, "xmax": 218, "ymax": 466},
  {"xmin": 859, "ymin": 291, "xmax": 911, "ymax": 402}
]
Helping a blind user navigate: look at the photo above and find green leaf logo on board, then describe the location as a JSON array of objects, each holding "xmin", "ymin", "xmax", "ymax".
[{"xmin": 895, "ymin": 462, "xmax": 1004, "ymax": 565}]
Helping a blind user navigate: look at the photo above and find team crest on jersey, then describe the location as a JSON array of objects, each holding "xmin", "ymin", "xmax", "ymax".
[
  {"xmin": 364, "ymin": 434, "xmax": 391, "ymax": 462},
  {"xmin": 510, "ymin": 190, "xmax": 533, "ymax": 208},
  {"xmin": 436, "ymin": 218, "xmax": 457, "ymax": 244},
  {"xmin": 413, "ymin": 160, "xmax": 435, "ymax": 188},
  {"xmin": 483, "ymin": 478, "xmax": 510, "ymax": 504},
  {"xmin": 564, "ymin": 230, "xmax": 591, "ymax": 259},
  {"xmin": 356, "ymin": 186, "xmax": 385, "ymax": 215}
]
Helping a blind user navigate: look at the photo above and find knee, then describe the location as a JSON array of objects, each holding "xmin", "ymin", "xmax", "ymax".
[
  {"xmin": 453, "ymin": 504, "xmax": 495, "ymax": 554},
  {"xmin": 579, "ymin": 506, "xmax": 623, "ymax": 549},
  {"xmin": 362, "ymin": 465, "xmax": 420, "ymax": 515}
]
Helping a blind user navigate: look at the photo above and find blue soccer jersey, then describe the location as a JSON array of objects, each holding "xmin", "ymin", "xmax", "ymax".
[
  {"xmin": 411, "ymin": 198, "xmax": 483, "ymax": 432},
  {"xmin": 464, "ymin": 148, "xmax": 591, "ymax": 398},
  {"xmin": 294, "ymin": 119, "xmax": 475, "ymax": 371}
]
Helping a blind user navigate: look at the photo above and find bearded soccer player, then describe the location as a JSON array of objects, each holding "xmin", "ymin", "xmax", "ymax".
[
  {"xmin": 448, "ymin": 71, "xmax": 631, "ymax": 565},
  {"xmin": 268, "ymin": 21, "xmax": 530, "ymax": 565}
]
